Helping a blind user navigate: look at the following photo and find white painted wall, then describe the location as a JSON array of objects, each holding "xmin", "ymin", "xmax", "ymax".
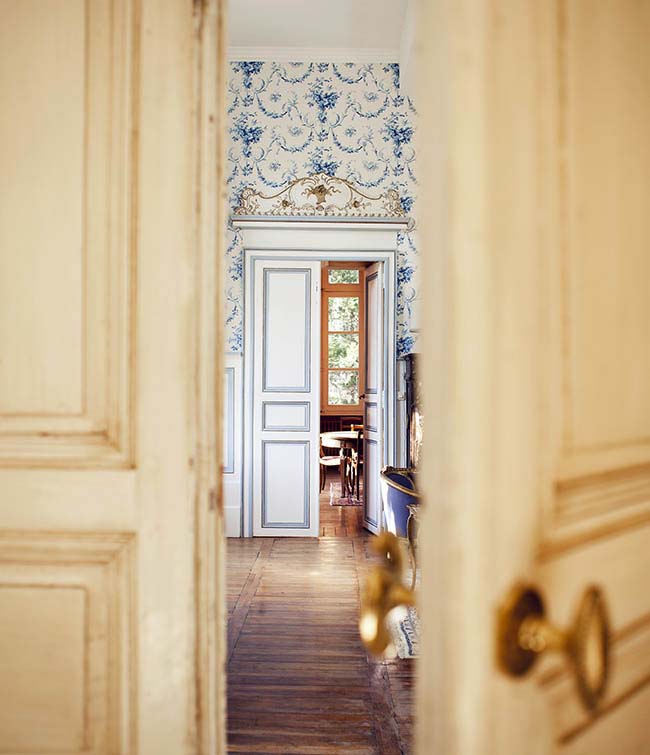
[
  {"xmin": 223, "ymin": 353, "xmax": 243, "ymax": 537},
  {"xmin": 228, "ymin": 0, "xmax": 407, "ymax": 54},
  {"xmin": 399, "ymin": 0, "xmax": 417, "ymax": 99}
]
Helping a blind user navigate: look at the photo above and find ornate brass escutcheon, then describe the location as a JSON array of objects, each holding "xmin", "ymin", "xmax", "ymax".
[
  {"xmin": 359, "ymin": 532, "xmax": 416, "ymax": 656},
  {"xmin": 496, "ymin": 583, "xmax": 611, "ymax": 711}
]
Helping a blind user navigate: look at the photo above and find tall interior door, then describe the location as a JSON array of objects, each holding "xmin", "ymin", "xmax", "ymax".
[
  {"xmin": 0, "ymin": 1, "xmax": 217, "ymax": 752},
  {"xmin": 417, "ymin": 1, "xmax": 650, "ymax": 753},
  {"xmin": 251, "ymin": 260, "xmax": 321, "ymax": 536},
  {"xmin": 363, "ymin": 263, "xmax": 384, "ymax": 534}
]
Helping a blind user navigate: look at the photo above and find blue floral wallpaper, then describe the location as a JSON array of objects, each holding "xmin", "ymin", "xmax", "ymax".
[{"xmin": 226, "ymin": 61, "xmax": 418, "ymax": 356}]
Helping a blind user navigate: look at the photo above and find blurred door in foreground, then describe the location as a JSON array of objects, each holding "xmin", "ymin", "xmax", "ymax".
[
  {"xmin": 0, "ymin": 1, "xmax": 218, "ymax": 753},
  {"xmin": 417, "ymin": 2, "xmax": 650, "ymax": 753}
]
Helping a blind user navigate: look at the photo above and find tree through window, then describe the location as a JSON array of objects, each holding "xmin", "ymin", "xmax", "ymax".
[{"xmin": 321, "ymin": 263, "xmax": 365, "ymax": 412}]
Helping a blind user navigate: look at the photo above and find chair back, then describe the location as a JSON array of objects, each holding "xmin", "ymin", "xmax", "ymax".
[
  {"xmin": 320, "ymin": 415, "xmax": 339, "ymax": 433},
  {"xmin": 347, "ymin": 425, "xmax": 363, "ymax": 458}
]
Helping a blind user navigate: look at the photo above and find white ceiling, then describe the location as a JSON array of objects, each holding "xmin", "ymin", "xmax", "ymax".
[{"xmin": 228, "ymin": 0, "xmax": 408, "ymax": 59}]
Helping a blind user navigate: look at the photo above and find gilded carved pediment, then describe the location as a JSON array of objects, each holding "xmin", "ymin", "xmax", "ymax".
[{"xmin": 233, "ymin": 173, "xmax": 406, "ymax": 219}]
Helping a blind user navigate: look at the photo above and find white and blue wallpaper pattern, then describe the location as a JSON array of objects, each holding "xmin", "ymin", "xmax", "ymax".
[{"xmin": 226, "ymin": 61, "xmax": 418, "ymax": 356}]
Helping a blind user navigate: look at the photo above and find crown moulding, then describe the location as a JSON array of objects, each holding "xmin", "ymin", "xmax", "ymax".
[
  {"xmin": 227, "ymin": 47, "xmax": 400, "ymax": 64},
  {"xmin": 233, "ymin": 173, "xmax": 408, "ymax": 221}
]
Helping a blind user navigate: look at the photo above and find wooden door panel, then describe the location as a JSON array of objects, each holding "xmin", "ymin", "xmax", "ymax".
[
  {"xmin": 252, "ymin": 261, "xmax": 321, "ymax": 536},
  {"xmin": 0, "ymin": 2, "xmax": 140, "ymax": 749},
  {"xmin": 363, "ymin": 263, "xmax": 383, "ymax": 534},
  {"xmin": 0, "ymin": 531, "xmax": 134, "ymax": 754},
  {"xmin": 0, "ymin": 0, "xmax": 209, "ymax": 752},
  {"xmin": 262, "ymin": 269, "xmax": 312, "ymax": 392},
  {"xmin": 561, "ymin": 0, "xmax": 650, "ymax": 456},
  {"xmin": 0, "ymin": 0, "xmax": 135, "ymax": 467},
  {"xmin": 541, "ymin": 0, "xmax": 650, "ymax": 550},
  {"xmin": 560, "ymin": 687, "xmax": 650, "ymax": 755},
  {"xmin": 533, "ymin": 4, "xmax": 650, "ymax": 745},
  {"xmin": 0, "ymin": 0, "xmax": 85, "ymax": 418},
  {"xmin": 1, "ymin": 586, "xmax": 87, "ymax": 751},
  {"xmin": 261, "ymin": 440, "xmax": 310, "ymax": 527},
  {"xmin": 416, "ymin": 1, "xmax": 650, "ymax": 752},
  {"xmin": 537, "ymin": 525, "xmax": 650, "ymax": 743}
]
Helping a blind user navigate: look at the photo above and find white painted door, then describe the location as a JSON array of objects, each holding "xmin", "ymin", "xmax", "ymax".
[
  {"xmin": 0, "ymin": 1, "xmax": 220, "ymax": 752},
  {"xmin": 417, "ymin": 2, "xmax": 650, "ymax": 753},
  {"xmin": 363, "ymin": 263, "xmax": 384, "ymax": 535},
  {"xmin": 252, "ymin": 260, "xmax": 321, "ymax": 536}
]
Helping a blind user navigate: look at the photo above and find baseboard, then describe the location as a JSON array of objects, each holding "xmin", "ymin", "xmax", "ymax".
[{"xmin": 224, "ymin": 505, "xmax": 241, "ymax": 538}]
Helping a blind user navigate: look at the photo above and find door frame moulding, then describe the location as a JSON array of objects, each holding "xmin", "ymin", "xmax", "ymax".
[
  {"xmin": 192, "ymin": 0, "xmax": 227, "ymax": 751},
  {"xmin": 236, "ymin": 218, "xmax": 407, "ymax": 538}
]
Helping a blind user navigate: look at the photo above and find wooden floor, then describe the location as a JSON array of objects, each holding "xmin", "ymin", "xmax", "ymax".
[{"xmin": 226, "ymin": 471, "xmax": 415, "ymax": 754}]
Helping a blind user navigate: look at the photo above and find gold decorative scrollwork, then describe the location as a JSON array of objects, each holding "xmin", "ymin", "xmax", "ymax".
[{"xmin": 233, "ymin": 172, "xmax": 406, "ymax": 219}]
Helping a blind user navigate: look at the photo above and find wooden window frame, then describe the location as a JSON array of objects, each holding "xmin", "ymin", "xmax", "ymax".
[{"xmin": 320, "ymin": 262, "xmax": 366, "ymax": 415}]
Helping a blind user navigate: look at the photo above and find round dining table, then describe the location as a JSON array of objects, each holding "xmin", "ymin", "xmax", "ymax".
[{"xmin": 320, "ymin": 430, "xmax": 363, "ymax": 503}]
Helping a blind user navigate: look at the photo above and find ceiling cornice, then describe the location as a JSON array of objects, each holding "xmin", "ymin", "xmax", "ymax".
[{"xmin": 227, "ymin": 46, "xmax": 399, "ymax": 63}]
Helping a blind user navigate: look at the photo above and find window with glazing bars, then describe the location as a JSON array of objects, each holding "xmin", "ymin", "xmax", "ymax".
[{"xmin": 320, "ymin": 263, "xmax": 365, "ymax": 413}]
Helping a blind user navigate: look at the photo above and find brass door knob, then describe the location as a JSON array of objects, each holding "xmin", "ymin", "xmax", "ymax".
[
  {"xmin": 359, "ymin": 532, "xmax": 415, "ymax": 655},
  {"xmin": 496, "ymin": 583, "xmax": 611, "ymax": 711}
]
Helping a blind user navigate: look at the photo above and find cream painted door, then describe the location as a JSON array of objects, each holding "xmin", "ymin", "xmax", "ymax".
[
  {"xmin": 417, "ymin": 1, "xmax": 650, "ymax": 753},
  {"xmin": 0, "ymin": 1, "xmax": 222, "ymax": 753},
  {"xmin": 363, "ymin": 262, "xmax": 384, "ymax": 535},
  {"xmin": 251, "ymin": 260, "xmax": 321, "ymax": 537}
]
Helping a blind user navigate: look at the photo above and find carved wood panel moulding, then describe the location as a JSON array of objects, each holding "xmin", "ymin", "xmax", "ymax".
[
  {"xmin": 0, "ymin": 0, "xmax": 137, "ymax": 468},
  {"xmin": 539, "ymin": 0, "xmax": 650, "ymax": 555},
  {"xmin": 233, "ymin": 172, "xmax": 407, "ymax": 220},
  {"xmin": 0, "ymin": 530, "xmax": 135, "ymax": 754}
]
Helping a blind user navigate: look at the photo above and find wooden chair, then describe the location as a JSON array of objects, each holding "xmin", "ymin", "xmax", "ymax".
[
  {"xmin": 349, "ymin": 427, "xmax": 364, "ymax": 499},
  {"xmin": 320, "ymin": 415, "xmax": 340, "ymax": 434},
  {"xmin": 319, "ymin": 437, "xmax": 343, "ymax": 492}
]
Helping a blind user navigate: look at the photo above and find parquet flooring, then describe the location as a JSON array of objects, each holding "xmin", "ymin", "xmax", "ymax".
[{"xmin": 226, "ymin": 470, "xmax": 415, "ymax": 754}]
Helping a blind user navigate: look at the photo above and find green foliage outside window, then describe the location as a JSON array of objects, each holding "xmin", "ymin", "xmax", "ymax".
[
  {"xmin": 328, "ymin": 268, "xmax": 359, "ymax": 285},
  {"xmin": 328, "ymin": 296, "xmax": 359, "ymax": 331},
  {"xmin": 328, "ymin": 334, "xmax": 359, "ymax": 368},
  {"xmin": 328, "ymin": 370, "xmax": 359, "ymax": 405},
  {"xmin": 326, "ymin": 294, "xmax": 360, "ymax": 405}
]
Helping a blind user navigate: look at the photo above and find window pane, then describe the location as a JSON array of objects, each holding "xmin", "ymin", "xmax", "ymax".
[
  {"xmin": 328, "ymin": 296, "xmax": 359, "ymax": 331},
  {"xmin": 329, "ymin": 334, "xmax": 359, "ymax": 368},
  {"xmin": 328, "ymin": 268, "xmax": 359, "ymax": 285},
  {"xmin": 328, "ymin": 370, "xmax": 359, "ymax": 405}
]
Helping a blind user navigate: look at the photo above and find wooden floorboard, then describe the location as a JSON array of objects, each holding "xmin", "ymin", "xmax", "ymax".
[{"xmin": 227, "ymin": 471, "xmax": 415, "ymax": 754}]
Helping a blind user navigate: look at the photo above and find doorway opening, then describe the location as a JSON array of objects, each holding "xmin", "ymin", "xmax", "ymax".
[
  {"xmin": 228, "ymin": 203, "xmax": 416, "ymax": 750},
  {"xmin": 319, "ymin": 260, "xmax": 383, "ymax": 537},
  {"xmin": 238, "ymin": 228, "xmax": 402, "ymax": 540},
  {"xmin": 221, "ymin": 4, "xmax": 420, "ymax": 750},
  {"xmin": 319, "ymin": 260, "xmax": 367, "ymax": 533}
]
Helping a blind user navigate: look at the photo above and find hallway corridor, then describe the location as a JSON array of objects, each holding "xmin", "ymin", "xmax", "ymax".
[{"xmin": 226, "ymin": 483, "xmax": 415, "ymax": 753}]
